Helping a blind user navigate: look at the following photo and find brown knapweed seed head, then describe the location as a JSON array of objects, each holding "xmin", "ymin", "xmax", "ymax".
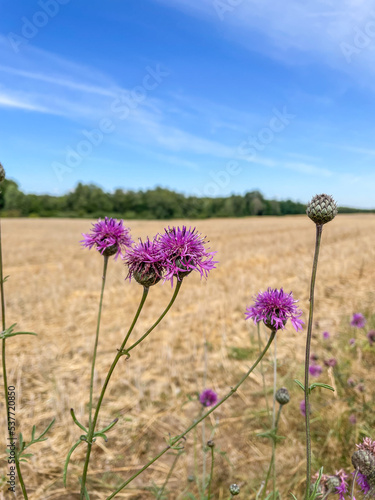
[
  {"xmin": 275, "ymin": 387, "xmax": 290, "ymax": 405},
  {"xmin": 352, "ymin": 449, "xmax": 375, "ymax": 476},
  {"xmin": 0, "ymin": 162, "xmax": 5, "ymax": 183},
  {"xmin": 306, "ymin": 194, "xmax": 338, "ymax": 225},
  {"xmin": 207, "ymin": 440, "xmax": 215, "ymax": 448}
]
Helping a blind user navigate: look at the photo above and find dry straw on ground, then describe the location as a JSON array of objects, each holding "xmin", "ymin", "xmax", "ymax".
[{"xmin": 0, "ymin": 214, "xmax": 374, "ymax": 499}]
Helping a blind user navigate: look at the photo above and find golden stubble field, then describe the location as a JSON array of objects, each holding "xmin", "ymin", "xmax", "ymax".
[{"xmin": 0, "ymin": 214, "xmax": 374, "ymax": 500}]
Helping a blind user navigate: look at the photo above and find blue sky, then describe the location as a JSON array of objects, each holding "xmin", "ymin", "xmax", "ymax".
[{"xmin": 1, "ymin": 0, "xmax": 375, "ymax": 208}]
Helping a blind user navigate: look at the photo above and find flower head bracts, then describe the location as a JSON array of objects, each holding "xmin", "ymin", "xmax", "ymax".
[
  {"xmin": 352, "ymin": 438, "xmax": 375, "ymax": 494},
  {"xmin": 245, "ymin": 288, "xmax": 304, "ymax": 332},
  {"xmin": 81, "ymin": 217, "xmax": 133, "ymax": 259},
  {"xmin": 124, "ymin": 237, "xmax": 165, "ymax": 287},
  {"xmin": 312, "ymin": 470, "xmax": 349, "ymax": 500},
  {"xmin": 158, "ymin": 226, "xmax": 217, "ymax": 286}
]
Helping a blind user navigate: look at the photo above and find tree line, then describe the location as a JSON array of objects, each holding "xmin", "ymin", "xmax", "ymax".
[{"xmin": 0, "ymin": 180, "xmax": 371, "ymax": 219}]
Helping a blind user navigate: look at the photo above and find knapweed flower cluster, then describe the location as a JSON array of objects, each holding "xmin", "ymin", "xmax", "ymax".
[
  {"xmin": 311, "ymin": 470, "xmax": 348, "ymax": 500},
  {"xmin": 83, "ymin": 221, "xmax": 217, "ymax": 287},
  {"xmin": 199, "ymin": 389, "xmax": 218, "ymax": 407},
  {"xmin": 157, "ymin": 226, "xmax": 217, "ymax": 286},
  {"xmin": 126, "ymin": 226, "xmax": 217, "ymax": 287},
  {"xmin": 352, "ymin": 437, "xmax": 375, "ymax": 494},
  {"xmin": 351, "ymin": 312, "xmax": 366, "ymax": 328},
  {"xmin": 81, "ymin": 217, "xmax": 133, "ymax": 259},
  {"xmin": 245, "ymin": 288, "xmax": 304, "ymax": 332}
]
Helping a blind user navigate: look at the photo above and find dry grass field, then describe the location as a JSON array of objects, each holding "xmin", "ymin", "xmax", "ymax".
[{"xmin": 0, "ymin": 214, "xmax": 374, "ymax": 500}]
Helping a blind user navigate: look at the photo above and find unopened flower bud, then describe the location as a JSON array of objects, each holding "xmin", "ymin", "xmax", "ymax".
[
  {"xmin": 229, "ymin": 483, "xmax": 240, "ymax": 495},
  {"xmin": 352, "ymin": 449, "xmax": 375, "ymax": 476},
  {"xmin": 275, "ymin": 387, "xmax": 290, "ymax": 405},
  {"xmin": 306, "ymin": 194, "xmax": 338, "ymax": 225},
  {"xmin": 0, "ymin": 162, "xmax": 5, "ymax": 182},
  {"xmin": 207, "ymin": 440, "xmax": 215, "ymax": 448},
  {"xmin": 326, "ymin": 475, "xmax": 341, "ymax": 490}
]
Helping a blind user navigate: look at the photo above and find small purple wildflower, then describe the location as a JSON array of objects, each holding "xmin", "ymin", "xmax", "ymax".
[
  {"xmin": 367, "ymin": 330, "xmax": 375, "ymax": 346},
  {"xmin": 355, "ymin": 472, "xmax": 371, "ymax": 495},
  {"xmin": 347, "ymin": 377, "xmax": 356, "ymax": 387},
  {"xmin": 310, "ymin": 353, "xmax": 319, "ymax": 362},
  {"xmin": 356, "ymin": 383, "xmax": 365, "ymax": 393},
  {"xmin": 349, "ymin": 414, "xmax": 357, "ymax": 425},
  {"xmin": 351, "ymin": 313, "xmax": 366, "ymax": 328},
  {"xmin": 124, "ymin": 237, "xmax": 165, "ymax": 287},
  {"xmin": 309, "ymin": 364, "xmax": 322, "ymax": 377},
  {"xmin": 322, "ymin": 331, "xmax": 330, "ymax": 339},
  {"xmin": 81, "ymin": 217, "xmax": 133, "ymax": 260},
  {"xmin": 349, "ymin": 338, "xmax": 356, "ymax": 346},
  {"xmin": 245, "ymin": 288, "xmax": 304, "ymax": 332},
  {"xmin": 324, "ymin": 358, "xmax": 337, "ymax": 368},
  {"xmin": 300, "ymin": 400, "xmax": 310, "ymax": 417},
  {"xmin": 199, "ymin": 389, "xmax": 218, "ymax": 407},
  {"xmin": 334, "ymin": 470, "xmax": 349, "ymax": 500},
  {"xmin": 157, "ymin": 226, "xmax": 217, "ymax": 286}
]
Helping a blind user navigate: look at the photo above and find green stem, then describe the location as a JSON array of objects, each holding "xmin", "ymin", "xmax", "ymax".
[
  {"xmin": 126, "ymin": 280, "xmax": 183, "ymax": 354},
  {"xmin": 207, "ymin": 445, "xmax": 215, "ymax": 500},
  {"xmin": 272, "ymin": 337, "xmax": 277, "ymax": 500},
  {"xmin": 0, "ymin": 221, "xmax": 28, "ymax": 499},
  {"xmin": 257, "ymin": 323, "xmax": 271, "ymax": 424},
  {"xmin": 80, "ymin": 285, "xmax": 149, "ymax": 499},
  {"xmin": 156, "ymin": 451, "xmax": 182, "ymax": 500},
  {"xmin": 106, "ymin": 330, "xmax": 277, "ymax": 499},
  {"xmin": 261, "ymin": 405, "xmax": 282, "ymax": 500},
  {"xmin": 89, "ymin": 256, "xmax": 109, "ymax": 429},
  {"xmin": 304, "ymin": 224, "xmax": 323, "ymax": 499}
]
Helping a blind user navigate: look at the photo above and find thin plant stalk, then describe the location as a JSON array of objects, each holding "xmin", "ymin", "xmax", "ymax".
[
  {"xmin": 257, "ymin": 322, "xmax": 271, "ymax": 424},
  {"xmin": 261, "ymin": 404, "xmax": 282, "ymax": 500},
  {"xmin": 106, "ymin": 329, "xmax": 277, "ymax": 499},
  {"xmin": 156, "ymin": 451, "xmax": 183, "ymax": 500},
  {"xmin": 88, "ymin": 255, "xmax": 109, "ymax": 428},
  {"xmin": 304, "ymin": 224, "xmax": 323, "ymax": 499},
  {"xmin": 272, "ymin": 336, "xmax": 277, "ymax": 499},
  {"xmin": 0, "ymin": 221, "xmax": 28, "ymax": 499},
  {"xmin": 207, "ymin": 445, "xmax": 215, "ymax": 500},
  {"xmin": 80, "ymin": 280, "xmax": 182, "ymax": 499},
  {"xmin": 202, "ymin": 333, "xmax": 208, "ymax": 495}
]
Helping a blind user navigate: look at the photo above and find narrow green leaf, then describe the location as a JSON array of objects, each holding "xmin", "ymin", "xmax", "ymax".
[
  {"xmin": 37, "ymin": 418, "xmax": 55, "ymax": 440},
  {"xmin": 309, "ymin": 466, "xmax": 323, "ymax": 500},
  {"xmin": 70, "ymin": 408, "xmax": 88, "ymax": 432},
  {"xmin": 294, "ymin": 379, "xmax": 305, "ymax": 391},
  {"xmin": 63, "ymin": 440, "xmax": 82, "ymax": 487},
  {"xmin": 99, "ymin": 417, "xmax": 118, "ymax": 434},
  {"xmin": 309, "ymin": 383, "xmax": 334, "ymax": 392}
]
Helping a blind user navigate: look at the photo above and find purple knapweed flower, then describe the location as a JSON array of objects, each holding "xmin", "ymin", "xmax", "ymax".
[
  {"xmin": 349, "ymin": 414, "xmax": 357, "ymax": 425},
  {"xmin": 310, "ymin": 353, "xmax": 319, "ymax": 362},
  {"xmin": 81, "ymin": 217, "xmax": 133, "ymax": 260},
  {"xmin": 309, "ymin": 364, "xmax": 322, "ymax": 377},
  {"xmin": 245, "ymin": 288, "xmax": 304, "ymax": 332},
  {"xmin": 349, "ymin": 338, "xmax": 356, "ymax": 346},
  {"xmin": 324, "ymin": 358, "xmax": 337, "ymax": 368},
  {"xmin": 124, "ymin": 237, "xmax": 165, "ymax": 287},
  {"xmin": 323, "ymin": 331, "xmax": 330, "ymax": 339},
  {"xmin": 199, "ymin": 389, "xmax": 218, "ymax": 407},
  {"xmin": 347, "ymin": 377, "xmax": 356, "ymax": 387},
  {"xmin": 352, "ymin": 438, "xmax": 375, "ymax": 495},
  {"xmin": 300, "ymin": 400, "xmax": 310, "ymax": 417},
  {"xmin": 157, "ymin": 226, "xmax": 217, "ymax": 286},
  {"xmin": 355, "ymin": 472, "xmax": 371, "ymax": 495},
  {"xmin": 367, "ymin": 330, "xmax": 375, "ymax": 346},
  {"xmin": 351, "ymin": 313, "xmax": 366, "ymax": 328}
]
